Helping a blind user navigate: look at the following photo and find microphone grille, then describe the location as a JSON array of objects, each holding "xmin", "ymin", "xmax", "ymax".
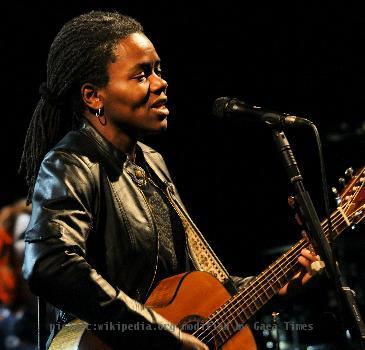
[{"xmin": 212, "ymin": 97, "xmax": 231, "ymax": 118}]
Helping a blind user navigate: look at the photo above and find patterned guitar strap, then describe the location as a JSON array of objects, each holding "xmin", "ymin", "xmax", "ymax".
[{"xmin": 165, "ymin": 184, "xmax": 231, "ymax": 284}]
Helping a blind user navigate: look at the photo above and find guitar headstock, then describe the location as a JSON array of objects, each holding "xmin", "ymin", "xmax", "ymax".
[{"xmin": 338, "ymin": 166, "xmax": 365, "ymax": 227}]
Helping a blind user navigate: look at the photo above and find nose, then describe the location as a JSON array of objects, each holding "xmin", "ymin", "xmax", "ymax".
[{"xmin": 150, "ymin": 74, "xmax": 168, "ymax": 95}]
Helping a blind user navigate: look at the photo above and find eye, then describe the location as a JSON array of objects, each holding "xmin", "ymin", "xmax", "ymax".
[
  {"xmin": 155, "ymin": 67, "xmax": 162, "ymax": 77},
  {"xmin": 136, "ymin": 73, "xmax": 147, "ymax": 82}
]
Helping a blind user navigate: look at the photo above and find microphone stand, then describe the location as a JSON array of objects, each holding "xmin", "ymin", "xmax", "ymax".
[{"xmin": 271, "ymin": 129, "xmax": 365, "ymax": 349}]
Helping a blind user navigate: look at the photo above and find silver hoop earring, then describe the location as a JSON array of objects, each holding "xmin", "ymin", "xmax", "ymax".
[{"xmin": 95, "ymin": 108, "xmax": 106, "ymax": 126}]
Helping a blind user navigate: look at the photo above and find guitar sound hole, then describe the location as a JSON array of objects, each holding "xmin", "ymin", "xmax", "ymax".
[
  {"xmin": 178, "ymin": 314, "xmax": 206, "ymax": 334},
  {"xmin": 177, "ymin": 315, "xmax": 221, "ymax": 350}
]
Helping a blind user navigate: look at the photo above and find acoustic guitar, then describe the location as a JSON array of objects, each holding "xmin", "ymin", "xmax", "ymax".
[{"xmin": 49, "ymin": 166, "xmax": 365, "ymax": 350}]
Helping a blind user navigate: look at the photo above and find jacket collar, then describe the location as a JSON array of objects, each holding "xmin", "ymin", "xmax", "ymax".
[
  {"xmin": 79, "ymin": 119, "xmax": 128, "ymax": 169},
  {"xmin": 78, "ymin": 119, "xmax": 151, "ymax": 175}
]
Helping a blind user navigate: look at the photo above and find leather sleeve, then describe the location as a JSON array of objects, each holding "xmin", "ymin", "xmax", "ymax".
[
  {"xmin": 23, "ymin": 150, "xmax": 182, "ymax": 349},
  {"xmin": 230, "ymin": 275, "xmax": 255, "ymax": 292}
]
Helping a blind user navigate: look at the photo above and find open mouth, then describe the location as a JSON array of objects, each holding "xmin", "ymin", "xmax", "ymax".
[
  {"xmin": 151, "ymin": 99, "xmax": 167, "ymax": 108},
  {"xmin": 152, "ymin": 104, "xmax": 169, "ymax": 116},
  {"xmin": 151, "ymin": 99, "xmax": 169, "ymax": 116}
]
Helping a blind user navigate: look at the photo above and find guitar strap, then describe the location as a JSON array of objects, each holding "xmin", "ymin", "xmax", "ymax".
[
  {"xmin": 141, "ymin": 151, "xmax": 232, "ymax": 285},
  {"xmin": 165, "ymin": 185, "xmax": 231, "ymax": 284}
]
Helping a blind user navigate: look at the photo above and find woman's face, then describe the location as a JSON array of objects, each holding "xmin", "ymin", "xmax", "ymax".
[{"xmin": 98, "ymin": 32, "xmax": 169, "ymax": 137}]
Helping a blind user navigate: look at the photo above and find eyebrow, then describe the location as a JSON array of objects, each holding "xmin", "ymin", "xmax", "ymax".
[{"xmin": 129, "ymin": 60, "xmax": 161, "ymax": 73}]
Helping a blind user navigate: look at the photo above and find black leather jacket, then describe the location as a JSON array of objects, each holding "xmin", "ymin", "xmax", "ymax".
[{"xmin": 23, "ymin": 120, "xmax": 248, "ymax": 349}]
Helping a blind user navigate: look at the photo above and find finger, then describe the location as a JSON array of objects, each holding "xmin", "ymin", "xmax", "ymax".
[
  {"xmin": 298, "ymin": 256, "xmax": 313, "ymax": 274},
  {"xmin": 301, "ymin": 272, "xmax": 312, "ymax": 285},
  {"xmin": 301, "ymin": 249, "xmax": 318, "ymax": 262}
]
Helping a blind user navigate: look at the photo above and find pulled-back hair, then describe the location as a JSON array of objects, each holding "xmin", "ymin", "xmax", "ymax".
[{"xmin": 19, "ymin": 11, "xmax": 143, "ymax": 202}]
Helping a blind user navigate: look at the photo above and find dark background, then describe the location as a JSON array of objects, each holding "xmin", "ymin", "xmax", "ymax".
[{"xmin": 1, "ymin": 1, "xmax": 365, "ymax": 348}]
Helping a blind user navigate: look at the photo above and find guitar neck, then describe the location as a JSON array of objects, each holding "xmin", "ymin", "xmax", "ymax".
[{"xmin": 194, "ymin": 206, "xmax": 350, "ymax": 345}]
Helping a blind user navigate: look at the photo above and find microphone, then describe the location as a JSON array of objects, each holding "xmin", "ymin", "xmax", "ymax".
[{"xmin": 212, "ymin": 97, "xmax": 312, "ymax": 127}]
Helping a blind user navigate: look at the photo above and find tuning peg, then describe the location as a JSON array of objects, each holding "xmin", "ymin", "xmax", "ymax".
[
  {"xmin": 338, "ymin": 177, "xmax": 346, "ymax": 187},
  {"xmin": 331, "ymin": 187, "xmax": 341, "ymax": 205},
  {"xmin": 345, "ymin": 167, "xmax": 354, "ymax": 178},
  {"xmin": 354, "ymin": 210, "xmax": 363, "ymax": 219}
]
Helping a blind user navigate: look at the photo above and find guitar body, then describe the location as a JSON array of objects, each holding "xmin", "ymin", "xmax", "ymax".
[
  {"xmin": 49, "ymin": 271, "xmax": 256, "ymax": 350},
  {"xmin": 147, "ymin": 271, "xmax": 256, "ymax": 350}
]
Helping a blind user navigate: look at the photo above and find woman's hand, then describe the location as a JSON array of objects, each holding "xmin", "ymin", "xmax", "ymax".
[{"xmin": 278, "ymin": 248, "xmax": 325, "ymax": 296}]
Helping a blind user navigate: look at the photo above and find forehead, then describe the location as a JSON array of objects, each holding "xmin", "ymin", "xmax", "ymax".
[{"xmin": 113, "ymin": 32, "xmax": 160, "ymax": 65}]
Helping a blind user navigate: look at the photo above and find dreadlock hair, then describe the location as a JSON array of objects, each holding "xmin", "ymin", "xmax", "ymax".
[{"xmin": 19, "ymin": 11, "xmax": 144, "ymax": 203}]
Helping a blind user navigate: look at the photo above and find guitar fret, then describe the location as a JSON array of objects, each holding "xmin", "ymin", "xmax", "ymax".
[
  {"xmin": 212, "ymin": 326, "xmax": 225, "ymax": 347},
  {"xmin": 252, "ymin": 294, "xmax": 265, "ymax": 310},
  {"xmin": 252, "ymin": 297, "xmax": 262, "ymax": 310},
  {"xmin": 215, "ymin": 319, "xmax": 240, "ymax": 347},
  {"xmin": 243, "ymin": 296, "xmax": 255, "ymax": 315},
  {"xmin": 240, "ymin": 304, "xmax": 250, "ymax": 322},
  {"xmin": 217, "ymin": 322, "xmax": 229, "ymax": 342},
  {"xmin": 222, "ymin": 322, "xmax": 233, "ymax": 344},
  {"xmin": 276, "ymin": 270, "xmax": 286, "ymax": 288},
  {"xmin": 231, "ymin": 306, "xmax": 244, "ymax": 326},
  {"xmin": 270, "ymin": 265, "xmax": 282, "ymax": 290},
  {"xmin": 256, "ymin": 288, "xmax": 266, "ymax": 305},
  {"xmin": 266, "ymin": 266, "xmax": 278, "ymax": 292},
  {"xmin": 261, "ymin": 279, "xmax": 271, "ymax": 299}
]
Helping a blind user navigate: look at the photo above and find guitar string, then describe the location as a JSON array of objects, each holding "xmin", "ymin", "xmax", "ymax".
[
  {"xmin": 199, "ymin": 234, "xmax": 328, "ymax": 345},
  {"xmin": 194, "ymin": 207, "xmax": 345, "ymax": 342},
  {"xmin": 196, "ymin": 239, "xmax": 308, "ymax": 345},
  {"xmin": 194, "ymin": 178, "xmax": 364, "ymax": 345},
  {"xmin": 194, "ymin": 209, "xmax": 350, "ymax": 345},
  {"xmin": 204, "ymin": 204, "xmax": 349, "ymax": 327},
  {"xmin": 199, "ymin": 205, "xmax": 363, "ymax": 346},
  {"xmin": 220, "ymin": 202, "xmax": 365, "ymax": 337},
  {"xmin": 199, "ymin": 177, "xmax": 365, "ymax": 345},
  {"xmin": 197, "ymin": 208, "xmax": 350, "ymax": 345},
  {"xmin": 214, "ymin": 207, "xmax": 344, "ymax": 321},
  {"xmin": 195, "ymin": 246, "xmax": 315, "ymax": 343}
]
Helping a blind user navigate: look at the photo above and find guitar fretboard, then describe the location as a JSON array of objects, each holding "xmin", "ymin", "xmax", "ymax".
[{"xmin": 193, "ymin": 205, "xmax": 353, "ymax": 347}]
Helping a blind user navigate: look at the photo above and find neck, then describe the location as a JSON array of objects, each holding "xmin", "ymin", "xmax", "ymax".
[{"xmin": 85, "ymin": 115, "xmax": 137, "ymax": 157}]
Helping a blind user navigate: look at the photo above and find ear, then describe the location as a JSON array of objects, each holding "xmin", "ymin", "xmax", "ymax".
[{"xmin": 81, "ymin": 83, "xmax": 103, "ymax": 110}]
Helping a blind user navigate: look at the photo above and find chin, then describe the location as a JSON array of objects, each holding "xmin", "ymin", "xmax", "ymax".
[
  {"xmin": 141, "ymin": 122, "xmax": 168, "ymax": 137},
  {"xmin": 156, "ymin": 118, "xmax": 168, "ymax": 132},
  {"xmin": 161, "ymin": 119, "xmax": 168, "ymax": 131}
]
